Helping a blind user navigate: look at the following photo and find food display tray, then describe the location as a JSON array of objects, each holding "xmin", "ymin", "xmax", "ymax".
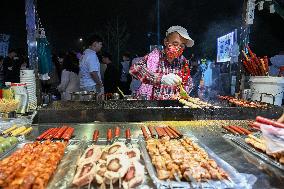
[
  {"xmin": 223, "ymin": 134, "xmax": 284, "ymax": 171},
  {"xmin": 139, "ymin": 135, "xmax": 256, "ymax": 189},
  {"xmin": 47, "ymin": 138, "xmax": 153, "ymax": 189}
]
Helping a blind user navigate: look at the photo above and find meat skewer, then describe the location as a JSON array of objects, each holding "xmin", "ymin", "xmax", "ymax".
[
  {"xmin": 141, "ymin": 126, "xmax": 150, "ymax": 140},
  {"xmin": 113, "ymin": 126, "xmax": 120, "ymax": 143},
  {"xmin": 163, "ymin": 127, "xmax": 175, "ymax": 139},
  {"xmin": 45, "ymin": 128, "xmax": 59, "ymax": 140},
  {"xmin": 53, "ymin": 126, "xmax": 68, "ymax": 139},
  {"xmin": 93, "ymin": 129, "xmax": 99, "ymax": 143},
  {"xmin": 125, "ymin": 128, "xmax": 132, "ymax": 146},
  {"xmin": 234, "ymin": 126, "xmax": 252, "ymax": 135},
  {"xmin": 148, "ymin": 126, "xmax": 157, "ymax": 138},
  {"xmin": 62, "ymin": 127, "xmax": 75, "ymax": 140},
  {"xmin": 167, "ymin": 126, "xmax": 180, "ymax": 139},
  {"xmin": 168, "ymin": 126, "xmax": 183, "ymax": 137},
  {"xmin": 36, "ymin": 128, "xmax": 54, "ymax": 140},
  {"xmin": 107, "ymin": 128, "xmax": 113, "ymax": 145},
  {"xmin": 256, "ymin": 116, "xmax": 284, "ymax": 129},
  {"xmin": 154, "ymin": 127, "xmax": 164, "ymax": 138},
  {"xmin": 222, "ymin": 126, "xmax": 238, "ymax": 135},
  {"xmin": 228, "ymin": 126, "xmax": 246, "ymax": 135}
]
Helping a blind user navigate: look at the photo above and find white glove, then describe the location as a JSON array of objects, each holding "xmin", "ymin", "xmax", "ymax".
[{"xmin": 161, "ymin": 73, "xmax": 182, "ymax": 86}]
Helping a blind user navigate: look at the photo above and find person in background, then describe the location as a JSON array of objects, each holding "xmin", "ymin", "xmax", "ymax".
[
  {"xmin": 129, "ymin": 56, "xmax": 143, "ymax": 95},
  {"xmin": 189, "ymin": 58, "xmax": 202, "ymax": 98},
  {"xmin": 79, "ymin": 34, "xmax": 104, "ymax": 93},
  {"xmin": 3, "ymin": 49, "xmax": 20, "ymax": 83},
  {"xmin": 129, "ymin": 26, "xmax": 194, "ymax": 100},
  {"xmin": 101, "ymin": 52, "xmax": 119, "ymax": 93},
  {"xmin": 0, "ymin": 56, "xmax": 4, "ymax": 85},
  {"xmin": 119, "ymin": 52, "xmax": 132, "ymax": 95},
  {"xmin": 57, "ymin": 52, "xmax": 80, "ymax": 100},
  {"xmin": 270, "ymin": 51, "xmax": 284, "ymax": 76},
  {"xmin": 100, "ymin": 54, "xmax": 107, "ymax": 82}
]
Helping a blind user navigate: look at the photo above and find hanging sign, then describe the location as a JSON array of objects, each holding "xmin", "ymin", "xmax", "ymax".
[{"xmin": 217, "ymin": 31, "xmax": 236, "ymax": 63}]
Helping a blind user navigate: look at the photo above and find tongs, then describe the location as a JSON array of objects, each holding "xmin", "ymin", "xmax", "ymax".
[
  {"xmin": 179, "ymin": 84, "xmax": 189, "ymax": 99},
  {"xmin": 117, "ymin": 87, "xmax": 125, "ymax": 98}
]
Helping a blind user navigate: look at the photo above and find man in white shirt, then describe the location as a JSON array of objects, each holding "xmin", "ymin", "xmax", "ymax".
[{"xmin": 79, "ymin": 34, "xmax": 104, "ymax": 93}]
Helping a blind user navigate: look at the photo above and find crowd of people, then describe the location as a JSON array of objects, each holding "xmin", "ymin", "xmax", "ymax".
[
  {"xmin": 3, "ymin": 26, "xmax": 282, "ymax": 102},
  {"xmin": 43, "ymin": 34, "xmax": 138, "ymax": 101},
  {"xmin": 0, "ymin": 49, "xmax": 28, "ymax": 86}
]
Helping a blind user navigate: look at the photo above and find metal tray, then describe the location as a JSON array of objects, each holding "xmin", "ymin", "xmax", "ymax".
[
  {"xmin": 48, "ymin": 138, "xmax": 153, "ymax": 189},
  {"xmin": 139, "ymin": 135, "xmax": 256, "ymax": 189},
  {"xmin": 0, "ymin": 142, "xmax": 19, "ymax": 160},
  {"xmin": 223, "ymin": 134, "xmax": 284, "ymax": 171}
]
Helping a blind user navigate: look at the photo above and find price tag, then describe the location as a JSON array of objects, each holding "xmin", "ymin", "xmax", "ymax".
[{"xmin": 17, "ymin": 135, "xmax": 26, "ymax": 143}]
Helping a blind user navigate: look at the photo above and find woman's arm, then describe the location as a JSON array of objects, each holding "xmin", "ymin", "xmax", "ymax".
[{"xmin": 277, "ymin": 113, "xmax": 284, "ymax": 123}]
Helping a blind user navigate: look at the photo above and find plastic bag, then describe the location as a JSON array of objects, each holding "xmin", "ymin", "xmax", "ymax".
[{"xmin": 260, "ymin": 124, "xmax": 284, "ymax": 154}]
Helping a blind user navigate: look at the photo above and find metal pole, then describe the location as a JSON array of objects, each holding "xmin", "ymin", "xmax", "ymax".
[
  {"xmin": 157, "ymin": 0, "xmax": 160, "ymax": 46},
  {"xmin": 25, "ymin": 0, "xmax": 42, "ymax": 106},
  {"xmin": 235, "ymin": 0, "xmax": 250, "ymax": 97},
  {"xmin": 25, "ymin": 0, "xmax": 37, "ymax": 70}
]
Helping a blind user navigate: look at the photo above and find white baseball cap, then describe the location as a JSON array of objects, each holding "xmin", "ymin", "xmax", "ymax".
[{"xmin": 166, "ymin": 25, "xmax": 194, "ymax": 47}]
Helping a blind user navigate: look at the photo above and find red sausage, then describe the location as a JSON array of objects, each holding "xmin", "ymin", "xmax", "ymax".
[
  {"xmin": 93, "ymin": 130, "xmax": 99, "ymax": 142},
  {"xmin": 154, "ymin": 127, "xmax": 163, "ymax": 138},
  {"xmin": 45, "ymin": 128, "xmax": 59, "ymax": 140},
  {"xmin": 62, "ymin": 127, "xmax": 74, "ymax": 140},
  {"xmin": 36, "ymin": 128, "xmax": 54, "ymax": 140},
  {"xmin": 147, "ymin": 126, "xmax": 156, "ymax": 138},
  {"xmin": 163, "ymin": 127, "xmax": 174, "ymax": 138},
  {"xmin": 125, "ymin": 128, "xmax": 131, "ymax": 140},
  {"xmin": 114, "ymin": 126, "xmax": 120, "ymax": 138},
  {"xmin": 53, "ymin": 126, "xmax": 68, "ymax": 139},
  {"xmin": 228, "ymin": 126, "xmax": 246, "ymax": 135},
  {"xmin": 168, "ymin": 126, "xmax": 183, "ymax": 137},
  {"xmin": 235, "ymin": 126, "xmax": 252, "ymax": 135},
  {"xmin": 107, "ymin": 128, "xmax": 112, "ymax": 142},
  {"xmin": 166, "ymin": 127, "xmax": 180, "ymax": 138},
  {"xmin": 222, "ymin": 126, "xmax": 238, "ymax": 135},
  {"xmin": 141, "ymin": 126, "xmax": 150, "ymax": 140},
  {"xmin": 256, "ymin": 116, "xmax": 284, "ymax": 129}
]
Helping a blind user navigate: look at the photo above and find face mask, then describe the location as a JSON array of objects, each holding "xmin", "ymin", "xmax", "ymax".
[{"xmin": 165, "ymin": 45, "xmax": 184, "ymax": 60}]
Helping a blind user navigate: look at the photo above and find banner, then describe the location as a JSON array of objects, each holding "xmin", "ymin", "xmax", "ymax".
[{"xmin": 217, "ymin": 31, "xmax": 236, "ymax": 63}]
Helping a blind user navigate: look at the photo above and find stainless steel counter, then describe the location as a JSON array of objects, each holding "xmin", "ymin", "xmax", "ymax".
[{"xmin": 31, "ymin": 120, "xmax": 284, "ymax": 189}]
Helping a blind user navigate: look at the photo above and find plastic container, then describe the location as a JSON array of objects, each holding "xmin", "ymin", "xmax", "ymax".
[{"xmin": 249, "ymin": 76, "xmax": 284, "ymax": 106}]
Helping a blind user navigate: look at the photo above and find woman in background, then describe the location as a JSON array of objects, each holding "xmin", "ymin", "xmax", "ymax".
[{"xmin": 57, "ymin": 52, "xmax": 80, "ymax": 100}]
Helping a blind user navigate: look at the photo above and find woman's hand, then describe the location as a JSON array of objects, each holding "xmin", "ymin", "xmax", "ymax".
[{"xmin": 277, "ymin": 113, "xmax": 284, "ymax": 123}]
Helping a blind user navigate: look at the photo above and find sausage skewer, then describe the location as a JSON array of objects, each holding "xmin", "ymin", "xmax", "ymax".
[
  {"xmin": 256, "ymin": 116, "xmax": 284, "ymax": 129},
  {"xmin": 36, "ymin": 128, "xmax": 54, "ymax": 140},
  {"xmin": 141, "ymin": 126, "xmax": 150, "ymax": 140},
  {"xmin": 148, "ymin": 126, "xmax": 157, "ymax": 138},
  {"xmin": 234, "ymin": 126, "xmax": 252, "ymax": 135},
  {"xmin": 228, "ymin": 126, "xmax": 246, "ymax": 135},
  {"xmin": 62, "ymin": 127, "xmax": 74, "ymax": 140},
  {"xmin": 93, "ymin": 130, "xmax": 99, "ymax": 143},
  {"xmin": 168, "ymin": 126, "xmax": 183, "ymax": 137},
  {"xmin": 222, "ymin": 126, "xmax": 238, "ymax": 135}
]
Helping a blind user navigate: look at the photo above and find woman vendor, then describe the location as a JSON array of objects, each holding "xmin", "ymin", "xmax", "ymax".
[{"xmin": 129, "ymin": 26, "xmax": 194, "ymax": 100}]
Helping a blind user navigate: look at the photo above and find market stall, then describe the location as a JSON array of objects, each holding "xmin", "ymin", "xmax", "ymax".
[{"xmin": 1, "ymin": 120, "xmax": 284, "ymax": 188}]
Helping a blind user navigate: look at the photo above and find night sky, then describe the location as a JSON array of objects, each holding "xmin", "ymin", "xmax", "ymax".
[{"xmin": 1, "ymin": 0, "xmax": 284, "ymax": 59}]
